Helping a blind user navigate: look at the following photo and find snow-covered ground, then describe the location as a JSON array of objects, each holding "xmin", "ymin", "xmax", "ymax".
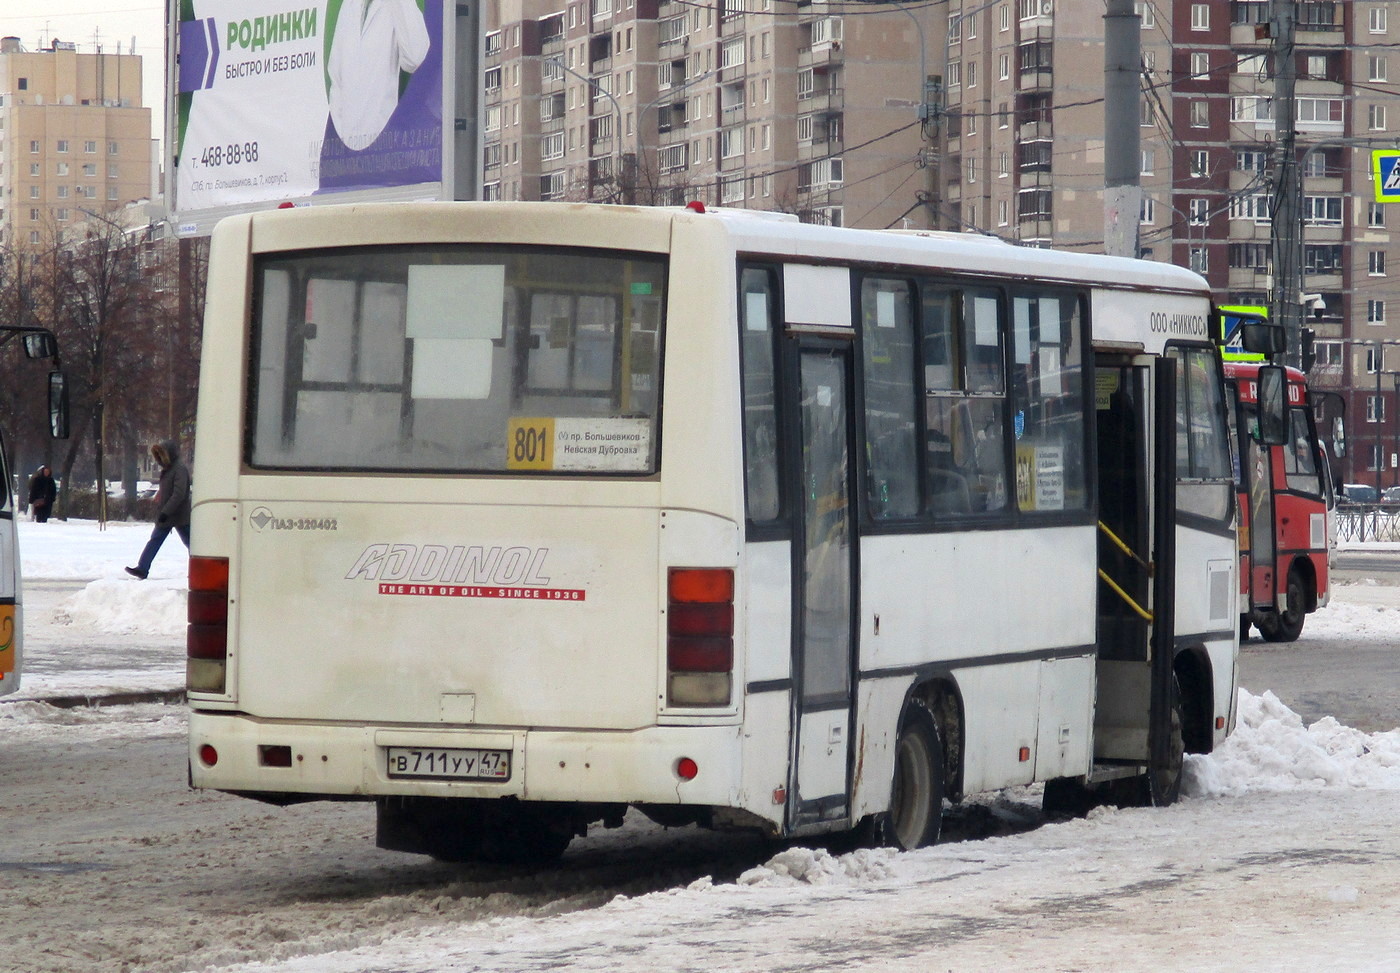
[{"xmin": 6, "ymin": 521, "xmax": 1400, "ymax": 972}]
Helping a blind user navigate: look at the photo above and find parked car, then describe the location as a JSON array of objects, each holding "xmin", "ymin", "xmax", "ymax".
[
  {"xmin": 1342, "ymin": 483, "xmax": 1380, "ymax": 503},
  {"xmin": 1383, "ymin": 486, "xmax": 1400, "ymax": 504}
]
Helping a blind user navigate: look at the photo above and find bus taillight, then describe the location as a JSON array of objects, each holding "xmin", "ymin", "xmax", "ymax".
[
  {"xmin": 667, "ymin": 568, "xmax": 734, "ymax": 707},
  {"xmin": 187, "ymin": 555, "xmax": 230, "ymax": 694}
]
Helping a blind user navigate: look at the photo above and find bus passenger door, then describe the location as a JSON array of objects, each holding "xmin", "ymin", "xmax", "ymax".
[
  {"xmin": 786, "ymin": 340, "xmax": 858, "ymax": 831},
  {"xmin": 1245, "ymin": 430, "xmax": 1276, "ymax": 611}
]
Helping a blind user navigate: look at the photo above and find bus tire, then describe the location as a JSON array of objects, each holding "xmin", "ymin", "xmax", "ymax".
[
  {"xmin": 884, "ymin": 701, "xmax": 945, "ymax": 851},
  {"xmin": 1259, "ymin": 568, "xmax": 1307, "ymax": 643}
]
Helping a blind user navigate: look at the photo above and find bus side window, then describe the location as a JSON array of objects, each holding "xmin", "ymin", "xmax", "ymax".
[
  {"xmin": 1010, "ymin": 290, "xmax": 1088, "ymax": 513},
  {"xmin": 740, "ymin": 267, "xmax": 781, "ymax": 524},
  {"xmin": 1283, "ymin": 407, "xmax": 1322, "ymax": 495},
  {"xmin": 922, "ymin": 286, "xmax": 1008, "ymax": 516},
  {"xmin": 860, "ymin": 277, "xmax": 920, "ymax": 520},
  {"xmin": 1172, "ymin": 347, "xmax": 1234, "ymax": 524}
]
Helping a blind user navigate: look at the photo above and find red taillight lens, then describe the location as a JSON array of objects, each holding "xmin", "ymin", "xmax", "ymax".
[
  {"xmin": 667, "ymin": 569, "xmax": 734, "ymax": 704},
  {"xmin": 669, "ymin": 568, "xmax": 735, "ymax": 604},
  {"xmin": 668, "ymin": 636, "xmax": 733, "ymax": 672},
  {"xmin": 188, "ymin": 556, "xmax": 230, "ymax": 693},
  {"xmin": 667, "ymin": 602, "xmax": 734, "ymax": 637}
]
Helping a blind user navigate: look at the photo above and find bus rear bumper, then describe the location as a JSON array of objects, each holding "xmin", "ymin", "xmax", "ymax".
[{"xmin": 188, "ymin": 710, "xmax": 747, "ymax": 809}]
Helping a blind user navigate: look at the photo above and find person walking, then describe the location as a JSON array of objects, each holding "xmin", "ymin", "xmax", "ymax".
[
  {"xmin": 125, "ymin": 440, "xmax": 191, "ymax": 580},
  {"xmin": 27, "ymin": 465, "xmax": 56, "ymax": 523}
]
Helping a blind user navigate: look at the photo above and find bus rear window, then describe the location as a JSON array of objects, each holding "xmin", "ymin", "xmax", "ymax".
[{"xmin": 248, "ymin": 245, "xmax": 666, "ymax": 474}]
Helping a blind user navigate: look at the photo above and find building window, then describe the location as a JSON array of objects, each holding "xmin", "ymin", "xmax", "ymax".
[
  {"xmin": 28, "ymin": 186, "xmax": 38, "ymax": 199},
  {"xmin": 84, "ymin": 140, "xmax": 96, "ymax": 153},
  {"xmin": 1189, "ymin": 198, "xmax": 1208, "ymax": 224},
  {"xmin": 1303, "ymin": 195, "xmax": 1342, "ymax": 225},
  {"xmin": 999, "ymin": 53, "xmax": 1010, "ymax": 80},
  {"xmin": 1191, "ymin": 149, "xmax": 1209, "ymax": 176},
  {"xmin": 56, "ymin": 140, "xmax": 69, "ymax": 153},
  {"xmin": 1191, "ymin": 52, "xmax": 1209, "ymax": 79},
  {"xmin": 29, "ymin": 140, "xmax": 38, "ymax": 153},
  {"xmin": 56, "ymin": 162, "xmax": 69, "ymax": 176},
  {"xmin": 109, "ymin": 141, "xmax": 119, "ymax": 155},
  {"xmin": 1189, "ymin": 247, "xmax": 1208, "ymax": 273},
  {"xmin": 1139, "ymin": 195, "xmax": 1155, "ymax": 224},
  {"xmin": 1135, "ymin": 1, "xmax": 1155, "ymax": 29},
  {"xmin": 1190, "ymin": 101, "xmax": 1209, "ymax": 127},
  {"xmin": 998, "ymin": 199, "xmax": 1009, "ymax": 225},
  {"xmin": 1303, "ymin": 244, "xmax": 1342, "ymax": 274},
  {"xmin": 1371, "ymin": 251, "xmax": 1387, "ymax": 276},
  {"xmin": 1191, "ymin": 3, "xmax": 1209, "ymax": 30},
  {"xmin": 1368, "ymin": 345, "xmax": 1385, "ymax": 373},
  {"xmin": 1371, "ymin": 105, "xmax": 1388, "ymax": 131},
  {"xmin": 1371, "ymin": 6, "xmax": 1388, "ymax": 33},
  {"xmin": 1371, "ymin": 202, "xmax": 1386, "ymax": 228},
  {"xmin": 1369, "ymin": 300, "xmax": 1387, "ymax": 324},
  {"xmin": 1370, "ymin": 56, "xmax": 1388, "ymax": 82},
  {"xmin": 1367, "ymin": 396, "xmax": 1386, "ymax": 424}
]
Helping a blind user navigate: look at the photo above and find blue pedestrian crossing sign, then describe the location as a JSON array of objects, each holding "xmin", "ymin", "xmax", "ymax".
[{"xmin": 1373, "ymin": 150, "xmax": 1400, "ymax": 202}]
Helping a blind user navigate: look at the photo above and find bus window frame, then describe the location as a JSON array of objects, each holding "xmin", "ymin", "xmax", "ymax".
[
  {"xmin": 1167, "ymin": 340, "xmax": 1237, "ymax": 534},
  {"xmin": 243, "ymin": 242, "xmax": 669, "ymax": 477},
  {"xmin": 737, "ymin": 261, "xmax": 792, "ymax": 541},
  {"xmin": 853, "ymin": 273, "xmax": 1093, "ymax": 535}
]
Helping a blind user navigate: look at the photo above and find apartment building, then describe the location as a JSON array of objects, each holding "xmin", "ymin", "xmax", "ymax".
[
  {"xmin": 481, "ymin": 0, "xmax": 941, "ymax": 229},
  {"xmin": 0, "ymin": 36, "xmax": 154, "ymax": 249}
]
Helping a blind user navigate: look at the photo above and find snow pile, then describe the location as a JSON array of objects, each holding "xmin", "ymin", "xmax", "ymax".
[
  {"xmin": 54, "ymin": 575, "xmax": 187, "ymax": 636},
  {"xmin": 1184, "ymin": 689, "xmax": 1400, "ymax": 797},
  {"xmin": 736, "ymin": 846, "xmax": 898, "ymax": 887}
]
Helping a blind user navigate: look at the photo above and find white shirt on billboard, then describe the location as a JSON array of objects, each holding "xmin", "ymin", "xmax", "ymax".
[{"xmin": 327, "ymin": 0, "xmax": 431, "ymax": 151}]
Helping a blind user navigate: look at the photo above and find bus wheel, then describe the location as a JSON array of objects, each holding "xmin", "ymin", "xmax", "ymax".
[
  {"xmin": 1259, "ymin": 569, "xmax": 1307, "ymax": 643},
  {"xmin": 885, "ymin": 702, "xmax": 945, "ymax": 850}
]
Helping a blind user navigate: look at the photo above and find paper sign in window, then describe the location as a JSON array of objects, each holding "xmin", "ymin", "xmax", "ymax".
[{"xmin": 407, "ymin": 265, "xmax": 504, "ymax": 399}]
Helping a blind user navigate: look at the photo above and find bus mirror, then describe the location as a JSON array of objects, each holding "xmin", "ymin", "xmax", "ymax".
[
  {"xmin": 1240, "ymin": 322, "xmax": 1285, "ymax": 356},
  {"xmin": 1332, "ymin": 417, "xmax": 1345, "ymax": 458},
  {"xmin": 48, "ymin": 371, "xmax": 69, "ymax": 439},
  {"xmin": 22, "ymin": 331, "xmax": 58, "ymax": 360},
  {"xmin": 1256, "ymin": 366, "xmax": 1287, "ymax": 446}
]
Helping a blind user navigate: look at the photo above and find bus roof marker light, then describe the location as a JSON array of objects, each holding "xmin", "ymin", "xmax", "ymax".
[{"xmin": 685, "ymin": 200, "xmax": 706, "ymax": 214}]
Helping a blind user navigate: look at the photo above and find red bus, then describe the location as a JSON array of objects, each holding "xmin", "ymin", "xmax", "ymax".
[{"xmin": 1224, "ymin": 361, "xmax": 1334, "ymax": 642}]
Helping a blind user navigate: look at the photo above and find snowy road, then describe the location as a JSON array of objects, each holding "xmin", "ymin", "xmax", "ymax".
[{"xmin": 3, "ymin": 522, "xmax": 1400, "ymax": 972}]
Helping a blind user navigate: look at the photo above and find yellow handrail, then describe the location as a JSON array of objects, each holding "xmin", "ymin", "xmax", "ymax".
[{"xmin": 1097, "ymin": 568, "xmax": 1154, "ymax": 622}]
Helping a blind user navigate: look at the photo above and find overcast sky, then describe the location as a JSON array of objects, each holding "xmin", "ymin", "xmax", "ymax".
[{"xmin": 5, "ymin": 1, "xmax": 168, "ymax": 142}]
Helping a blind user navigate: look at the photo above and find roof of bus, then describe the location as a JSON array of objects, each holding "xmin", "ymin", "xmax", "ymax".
[
  {"xmin": 693, "ymin": 204, "xmax": 1213, "ymax": 295},
  {"xmin": 241, "ymin": 201, "xmax": 1213, "ymax": 298}
]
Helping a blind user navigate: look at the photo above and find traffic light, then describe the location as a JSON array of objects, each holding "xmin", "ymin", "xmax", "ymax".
[{"xmin": 1301, "ymin": 327, "xmax": 1317, "ymax": 372}]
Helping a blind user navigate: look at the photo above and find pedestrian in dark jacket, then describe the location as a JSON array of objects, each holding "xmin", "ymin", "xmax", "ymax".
[
  {"xmin": 27, "ymin": 466, "xmax": 56, "ymax": 523},
  {"xmin": 125, "ymin": 440, "xmax": 191, "ymax": 580}
]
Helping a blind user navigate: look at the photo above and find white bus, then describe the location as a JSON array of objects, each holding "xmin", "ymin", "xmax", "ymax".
[
  {"xmin": 1, "ymin": 326, "xmax": 68, "ymax": 699},
  {"xmin": 187, "ymin": 201, "xmax": 1256, "ymax": 861}
]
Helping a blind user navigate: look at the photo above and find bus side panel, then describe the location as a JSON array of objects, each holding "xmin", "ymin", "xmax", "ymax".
[
  {"xmin": 858, "ymin": 528, "xmax": 1096, "ymax": 796},
  {"xmin": 954, "ymin": 663, "xmax": 1041, "ymax": 793},
  {"xmin": 231, "ymin": 501, "xmax": 664, "ymax": 730},
  {"xmin": 859, "ymin": 527, "xmax": 1095, "ymax": 668}
]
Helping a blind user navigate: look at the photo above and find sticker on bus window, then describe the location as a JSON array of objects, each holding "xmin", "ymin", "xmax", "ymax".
[{"xmin": 507, "ymin": 417, "xmax": 651, "ymax": 472}]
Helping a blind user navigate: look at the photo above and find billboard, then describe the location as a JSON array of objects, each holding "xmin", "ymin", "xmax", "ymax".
[{"xmin": 170, "ymin": 0, "xmax": 460, "ymax": 234}]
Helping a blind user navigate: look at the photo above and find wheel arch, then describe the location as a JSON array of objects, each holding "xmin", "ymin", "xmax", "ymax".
[
  {"xmin": 901, "ymin": 674, "xmax": 966, "ymax": 802},
  {"xmin": 1172, "ymin": 644, "xmax": 1214, "ymax": 755},
  {"xmin": 1288, "ymin": 554, "xmax": 1319, "ymax": 613}
]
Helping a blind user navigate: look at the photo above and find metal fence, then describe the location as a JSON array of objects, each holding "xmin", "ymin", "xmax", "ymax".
[{"xmin": 1335, "ymin": 504, "xmax": 1400, "ymax": 542}]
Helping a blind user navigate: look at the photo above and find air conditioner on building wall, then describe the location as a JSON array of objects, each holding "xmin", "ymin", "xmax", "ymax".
[{"xmin": 1041, "ymin": 0, "xmax": 1053, "ymax": 14}]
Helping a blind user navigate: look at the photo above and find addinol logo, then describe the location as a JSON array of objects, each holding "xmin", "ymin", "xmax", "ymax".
[{"xmin": 346, "ymin": 544, "xmax": 585, "ymax": 602}]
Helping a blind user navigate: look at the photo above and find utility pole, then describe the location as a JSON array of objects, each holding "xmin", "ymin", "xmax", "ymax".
[
  {"xmin": 1103, "ymin": 0, "xmax": 1141, "ymax": 258},
  {"xmin": 1269, "ymin": 0, "xmax": 1302, "ymax": 367}
]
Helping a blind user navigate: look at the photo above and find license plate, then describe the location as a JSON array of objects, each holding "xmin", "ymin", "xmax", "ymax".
[{"xmin": 385, "ymin": 746, "xmax": 511, "ymax": 781}]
